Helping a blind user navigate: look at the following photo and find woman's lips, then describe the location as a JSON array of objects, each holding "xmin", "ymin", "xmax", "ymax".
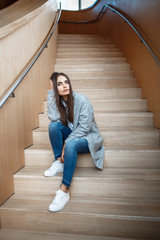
[{"xmin": 63, "ymin": 89, "xmax": 69, "ymax": 92}]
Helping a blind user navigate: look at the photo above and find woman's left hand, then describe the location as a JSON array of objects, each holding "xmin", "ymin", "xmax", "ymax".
[{"xmin": 61, "ymin": 143, "xmax": 66, "ymax": 163}]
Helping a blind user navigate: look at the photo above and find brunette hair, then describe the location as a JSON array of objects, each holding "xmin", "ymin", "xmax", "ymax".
[{"xmin": 50, "ymin": 72, "xmax": 74, "ymax": 126}]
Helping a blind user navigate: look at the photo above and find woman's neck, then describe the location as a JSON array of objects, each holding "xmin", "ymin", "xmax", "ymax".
[{"xmin": 62, "ymin": 95, "xmax": 69, "ymax": 102}]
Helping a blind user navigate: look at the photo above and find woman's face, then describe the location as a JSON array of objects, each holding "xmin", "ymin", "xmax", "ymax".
[{"xmin": 57, "ymin": 75, "xmax": 70, "ymax": 100}]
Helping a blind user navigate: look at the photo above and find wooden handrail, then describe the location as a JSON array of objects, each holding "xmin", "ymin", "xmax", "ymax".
[{"xmin": 0, "ymin": 3, "xmax": 61, "ymax": 109}]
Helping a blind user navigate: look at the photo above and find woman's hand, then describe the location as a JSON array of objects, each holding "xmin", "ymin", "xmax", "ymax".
[{"xmin": 60, "ymin": 143, "xmax": 66, "ymax": 163}]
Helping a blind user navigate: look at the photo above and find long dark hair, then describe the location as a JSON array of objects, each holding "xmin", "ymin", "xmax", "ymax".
[{"xmin": 50, "ymin": 72, "xmax": 74, "ymax": 126}]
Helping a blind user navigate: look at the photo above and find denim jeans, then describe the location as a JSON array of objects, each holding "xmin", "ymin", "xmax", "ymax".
[{"xmin": 48, "ymin": 121, "xmax": 90, "ymax": 188}]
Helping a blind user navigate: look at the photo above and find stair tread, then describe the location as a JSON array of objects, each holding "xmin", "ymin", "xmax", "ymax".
[
  {"xmin": 40, "ymin": 112, "xmax": 152, "ymax": 116},
  {"xmin": 1, "ymin": 192, "xmax": 160, "ymax": 219},
  {"xmin": 72, "ymin": 88, "xmax": 141, "ymax": 99},
  {"xmin": 57, "ymin": 44, "xmax": 117, "ymax": 48},
  {"xmin": 56, "ymin": 53, "xmax": 124, "ymax": 58},
  {"xmin": 0, "ymin": 230, "xmax": 114, "ymax": 240},
  {"xmin": 74, "ymin": 87, "xmax": 140, "ymax": 91},
  {"xmin": 33, "ymin": 126, "xmax": 158, "ymax": 133},
  {"xmin": 68, "ymin": 76, "xmax": 135, "ymax": 79},
  {"xmin": 55, "ymin": 57, "xmax": 126, "ymax": 59},
  {"xmin": 44, "ymin": 99, "xmax": 146, "ymax": 103},
  {"xmin": 55, "ymin": 63, "xmax": 130, "ymax": 67},
  {"xmin": 26, "ymin": 144, "xmax": 160, "ymax": 152},
  {"xmin": 58, "ymin": 34, "xmax": 110, "ymax": 37},
  {"xmin": 14, "ymin": 167, "xmax": 160, "ymax": 180}
]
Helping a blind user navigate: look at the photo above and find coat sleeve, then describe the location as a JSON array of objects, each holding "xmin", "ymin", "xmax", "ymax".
[
  {"xmin": 65, "ymin": 98, "xmax": 93, "ymax": 143},
  {"xmin": 47, "ymin": 90, "xmax": 60, "ymax": 121}
]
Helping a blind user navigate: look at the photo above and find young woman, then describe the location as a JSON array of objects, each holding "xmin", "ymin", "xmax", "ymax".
[{"xmin": 44, "ymin": 72, "xmax": 104, "ymax": 212}]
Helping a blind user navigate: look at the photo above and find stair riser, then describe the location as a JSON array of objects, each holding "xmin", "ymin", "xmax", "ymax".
[
  {"xmin": 92, "ymin": 100, "xmax": 147, "ymax": 111},
  {"xmin": 56, "ymin": 58, "xmax": 126, "ymax": 64},
  {"xmin": 14, "ymin": 177, "xmax": 160, "ymax": 199},
  {"xmin": 95, "ymin": 115, "xmax": 153, "ymax": 127},
  {"xmin": 67, "ymin": 71, "xmax": 133, "ymax": 78},
  {"xmin": 24, "ymin": 149, "xmax": 160, "ymax": 169},
  {"xmin": 58, "ymin": 39, "xmax": 113, "ymax": 43},
  {"xmin": 58, "ymin": 34, "xmax": 110, "ymax": 39},
  {"xmin": 71, "ymin": 79, "xmax": 137, "ymax": 89},
  {"xmin": 45, "ymin": 88, "xmax": 142, "ymax": 100},
  {"xmin": 43, "ymin": 100, "xmax": 147, "ymax": 112},
  {"xmin": 58, "ymin": 37, "xmax": 113, "ymax": 44},
  {"xmin": 57, "ymin": 48, "xmax": 120, "ymax": 53},
  {"xmin": 58, "ymin": 39, "xmax": 112, "ymax": 42},
  {"xmin": 55, "ymin": 63, "xmax": 130, "ymax": 72},
  {"xmin": 58, "ymin": 44, "xmax": 116, "ymax": 48},
  {"xmin": 39, "ymin": 114, "xmax": 153, "ymax": 128},
  {"xmin": 57, "ymin": 53, "xmax": 124, "ymax": 58},
  {"xmin": 32, "ymin": 131, "xmax": 159, "ymax": 146},
  {"xmin": 74, "ymin": 89, "xmax": 142, "ymax": 99},
  {"xmin": 1, "ymin": 209, "xmax": 159, "ymax": 239}
]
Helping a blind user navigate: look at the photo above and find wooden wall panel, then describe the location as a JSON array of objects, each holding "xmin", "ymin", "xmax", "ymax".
[
  {"xmin": 0, "ymin": 0, "xmax": 58, "ymax": 205},
  {"xmin": 59, "ymin": 0, "xmax": 160, "ymax": 130}
]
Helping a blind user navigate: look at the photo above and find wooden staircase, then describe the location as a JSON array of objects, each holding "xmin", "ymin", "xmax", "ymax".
[{"xmin": 0, "ymin": 34, "xmax": 160, "ymax": 240}]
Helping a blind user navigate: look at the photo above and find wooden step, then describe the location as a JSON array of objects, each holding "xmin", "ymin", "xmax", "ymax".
[
  {"xmin": 39, "ymin": 112, "xmax": 153, "ymax": 128},
  {"xmin": 43, "ymin": 99, "xmax": 147, "ymax": 113},
  {"xmin": 91, "ymin": 99, "xmax": 147, "ymax": 112},
  {"xmin": 0, "ymin": 229, "xmax": 112, "ymax": 240},
  {"xmin": 56, "ymin": 52, "xmax": 124, "ymax": 58},
  {"xmin": 70, "ymin": 77, "xmax": 137, "ymax": 89},
  {"xmin": 0, "ymin": 193, "xmax": 160, "ymax": 239},
  {"xmin": 67, "ymin": 71, "xmax": 134, "ymax": 78},
  {"xmin": 56, "ymin": 57, "xmax": 127, "ymax": 64},
  {"xmin": 57, "ymin": 48, "xmax": 121, "ymax": 53},
  {"xmin": 58, "ymin": 34, "xmax": 110, "ymax": 40},
  {"xmin": 58, "ymin": 39, "xmax": 114, "ymax": 44},
  {"xmin": 74, "ymin": 88, "xmax": 142, "ymax": 99},
  {"xmin": 24, "ymin": 145, "xmax": 160, "ymax": 169},
  {"xmin": 58, "ymin": 43, "xmax": 117, "ymax": 48},
  {"xmin": 58, "ymin": 33, "xmax": 110, "ymax": 39},
  {"xmin": 13, "ymin": 167, "xmax": 160, "ymax": 198},
  {"xmin": 58, "ymin": 36, "xmax": 112, "ymax": 42},
  {"xmin": 32, "ymin": 127, "xmax": 159, "ymax": 147},
  {"xmin": 55, "ymin": 63, "xmax": 130, "ymax": 72}
]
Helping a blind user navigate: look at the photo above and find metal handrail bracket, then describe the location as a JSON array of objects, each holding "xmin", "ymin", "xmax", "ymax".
[{"xmin": 0, "ymin": 3, "xmax": 62, "ymax": 109}]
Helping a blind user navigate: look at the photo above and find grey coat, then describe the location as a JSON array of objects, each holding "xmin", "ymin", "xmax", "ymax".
[{"xmin": 47, "ymin": 90, "xmax": 104, "ymax": 169}]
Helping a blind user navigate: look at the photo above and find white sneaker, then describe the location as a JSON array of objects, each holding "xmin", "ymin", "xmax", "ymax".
[
  {"xmin": 49, "ymin": 189, "xmax": 70, "ymax": 212},
  {"xmin": 44, "ymin": 160, "xmax": 63, "ymax": 177}
]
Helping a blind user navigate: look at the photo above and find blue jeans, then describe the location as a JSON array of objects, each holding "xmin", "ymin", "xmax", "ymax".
[{"xmin": 48, "ymin": 121, "xmax": 90, "ymax": 188}]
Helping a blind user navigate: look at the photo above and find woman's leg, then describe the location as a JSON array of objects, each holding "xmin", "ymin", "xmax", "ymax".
[
  {"xmin": 62, "ymin": 138, "xmax": 89, "ymax": 190},
  {"xmin": 44, "ymin": 121, "xmax": 71, "ymax": 177},
  {"xmin": 48, "ymin": 121, "xmax": 72, "ymax": 160},
  {"xmin": 48, "ymin": 137, "xmax": 89, "ymax": 212}
]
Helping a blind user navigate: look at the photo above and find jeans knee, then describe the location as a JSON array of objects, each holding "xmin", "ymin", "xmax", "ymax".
[
  {"xmin": 48, "ymin": 121, "xmax": 61, "ymax": 134},
  {"xmin": 65, "ymin": 139, "xmax": 78, "ymax": 153}
]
